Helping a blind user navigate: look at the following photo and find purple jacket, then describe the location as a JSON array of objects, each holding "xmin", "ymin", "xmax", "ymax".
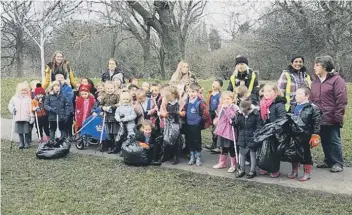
[
  {"xmin": 214, "ymin": 104, "xmax": 238, "ymax": 141},
  {"xmin": 311, "ymin": 72, "xmax": 348, "ymax": 126}
]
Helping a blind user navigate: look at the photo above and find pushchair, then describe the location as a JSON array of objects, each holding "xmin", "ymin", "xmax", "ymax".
[{"xmin": 75, "ymin": 115, "xmax": 108, "ymax": 150}]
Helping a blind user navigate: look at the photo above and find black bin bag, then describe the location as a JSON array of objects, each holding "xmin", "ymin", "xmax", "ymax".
[
  {"xmin": 121, "ymin": 139, "xmax": 150, "ymax": 166},
  {"xmin": 36, "ymin": 138, "xmax": 71, "ymax": 159},
  {"xmin": 257, "ymin": 137, "xmax": 281, "ymax": 173}
]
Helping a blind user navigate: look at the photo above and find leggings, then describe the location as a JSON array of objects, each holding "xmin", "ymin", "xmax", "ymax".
[
  {"xmin": 221, "ymin": 147, "xmax": 236, "ymax": 157},
  {"xmin": 240, "ymin": 150, "xmax": 257, "ymax": 172},
  {"xmin": 36, "ymin": 116, "xmax": 50, "ymax": 137},
  {"xmin": 18, "ymin": 133, "xmax": 29, "ymax": 144}
]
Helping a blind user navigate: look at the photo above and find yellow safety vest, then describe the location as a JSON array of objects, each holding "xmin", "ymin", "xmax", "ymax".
[
  {"xmin": 284, "ymin": 71, "xmax": 312, "ymax": 111},
  {"xmin": 230, "ymin": 71, "xmax": 256, "ymax": 96}
]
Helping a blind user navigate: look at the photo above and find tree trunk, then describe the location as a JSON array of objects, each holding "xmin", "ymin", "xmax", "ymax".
[
  {"xmin": 159, "ymin": 48, "xmax": 166, "ymax": 79},
  {"xmin": 15, "ymin": 26, "xmax": 24, "ymax": 77},
  {"xmin": 40, "ymin": 28, "xmax": 45, "ymax": 81}
]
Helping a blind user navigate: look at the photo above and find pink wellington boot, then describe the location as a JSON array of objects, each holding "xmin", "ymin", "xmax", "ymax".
[
  {"xmin": 288, "ymin": 163, "xmax": 299, "ymax": 179},
  {"xmin": 213, "ymin": 154, "xmax": 227, "ymax": 169},
  {"xmin": 228, "ymin": 156, "xmax": 237, "ymax": 173}
]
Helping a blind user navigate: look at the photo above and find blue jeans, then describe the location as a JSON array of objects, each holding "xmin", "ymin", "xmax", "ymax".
[{"xmin": 320, "ymin": 125, "xmax": 344, "ymax": 167}]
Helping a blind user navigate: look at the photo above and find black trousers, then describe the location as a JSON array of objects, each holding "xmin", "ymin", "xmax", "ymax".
[
  {"xmin": 210, "ymin": 111, "xmax": 217, "ymax": 145},
  {"xmin": 221, "ymin": 147, "xmax": 236, "ymax": 157},
  {"xmin": 49, "ymin": 121, "xmax": 65, "ymax": 132},
  {"xmin": 65, "ymin": 113, "xmax": 74, "ymax": 137},
  {"xmin": 185, "ymin": 124, "xmax": 202, "ymax": 152},
  {"xmin": 36, "ymin": 115, "xmax": 50, "ymax": 137}
]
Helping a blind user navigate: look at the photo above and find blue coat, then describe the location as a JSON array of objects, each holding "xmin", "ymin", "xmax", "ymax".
[{"xmin": 44, "ymin": 91, "xmax": 73, "ymax": 122}]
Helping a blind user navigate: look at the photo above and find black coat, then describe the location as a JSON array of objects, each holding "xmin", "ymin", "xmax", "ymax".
[
  {"xmin": 234, "ymin": 109, "xmax": 261, "ymax": 149},
  {"xmin": 44, "ymin": 91, "xmax": 73, "ymax": 122},
  {"xmin": 134, "ymin": 124, "xmax": 158, "ymax": 147},
  {"xmin": 262, "ymin": 96, "xmax": 287, "ymax": 124},
  {"xmin": 290, "ymin": 103, "xmax": 321, "ymax": 138},
  {"xmin": 101, "ymin": 68, "xmax": 125, "ymax": 83}
]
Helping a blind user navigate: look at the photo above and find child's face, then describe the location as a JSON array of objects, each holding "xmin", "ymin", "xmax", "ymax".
[
  {"xmin": 121, "ymin": 95, "xmax": 131, "ymax": 104},
  {"xmin": 81, "ymin": 91, "xmax": 89, "ymax": 99},
  {"xmin": 132, "ymin": 79, "xmax": 138, "ymax": 86},
  {"xmin": 151, "ymin": 86, "xmax": 159, "ymax": 97},
  {"xmin": 263, "ymin": 86, "xmax": 276, "ymax": 99},
  {"xmin": 21, "ymin": 88, "xmax": 28, "ymax": 95},
  {"xmin": 130, "ymin": 87, "xmax": 137, "ymax": 96},
  {"xmin": 105, "ymin": 84, "xmax": 115, "ymax": 94},
  {"xmin": 188, "ymin": 89, "xmax": 198, "ymax": 100},
  {"xmin": 222, "ymin": 95, "xmax": 233, "ymax": 106},
  {"xmin": 81, "ymin": 79, "xmax": 89, "ymax": 85},
  {"xmin": 143, "ymin": 125, "xmax": 152, "ymax": 137},
  {"xmin": 114, "ymin": 80, "xmax": 122, "ymax": 88},
  {"xmin": 137, "ymin": 94, "xmax": 146, "ymax": 103},
  {"xmin": 97, "ymin": 85, "xmax": 104, "ymax": 92},
  {"xmin": 212, "ymin": 81, "xmax": 221, "ymax": 90},
  {"xmin": 295, "ymin": 89, "xmax": 309, "ymax": 104},
  {"xmin": 53, "ymin": 85, "xmax": 60, "ymax": 93},
  {"xmin": 55, "ymin": 74, "xmax": 65, "ymax": 83},
  {"xmin": 142, "ymin": 82, "xmax": 150, "ymax": 91}
]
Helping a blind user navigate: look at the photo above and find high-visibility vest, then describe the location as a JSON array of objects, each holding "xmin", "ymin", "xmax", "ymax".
[
  {"xmin": 284, "ymin": 71, "xmax": 311, "ymax": 111},
  {"xmin": 230, "ymin": 71, "xmax": 256, "ymax": 97}
]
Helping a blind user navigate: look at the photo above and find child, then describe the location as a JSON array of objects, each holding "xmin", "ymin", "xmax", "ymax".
[
  {"xmin": 205, "ymin": 79, "xmax": 223, "ymax": 151},
  {"xmin": 99, "ymin": 81, "xmax": 120, "ymax": 153},
  {"xmin": 96, "ymin": 81, "xmax": 105, "ymax": 97},
  {"xmin": 114, "ymin": 91, "xmax": 137, "ymax": 153},
  {"xmin": 30, "ymin": 80, "xmax": 41, "ymax": 99},
  {"xmin": 134, "ymin": 89, "xmax": 157, "ymax": 126},
  {"xmin": 80, "ymin": 77, "xmax": 97, "ymax": 96},
  {"xmin": 180, "ymin": 83, "xmax": 211, "ymax": 166},
  {"xmin": 75, "ymin": 84, "xmax": 96, "ymax": 131},
  {"xmin": 212, "ymin": 91, "xmax": 239, "ymax": 172},
  {"xmin": 236, "ymin": 85, "xmax": 249, "ymax": 106},
  {"xmin": 128, "ymin": 84, "xmax": 139, "ymax": 104},
  {"xmin": 159, "ymin": 86, "xmax": 183, "ymax": 165},
  {"xmin": 288, "ymin": 87, "xmax": 321, "ymax": 181},
  {"xmin": 258, "ymin": 84, "xmax": 265, "ymax": 100},
  {"xmin": 141, "ymin": 82, "xmax": 152, "ymax": 98},
  {"xmin": 55, "ymin": 73, "xmax": 74, "ymax": 141},
  {"xmin": 150, "ymin": 83, "xmax": 161, "ymax": 102},
  {"xmin": 233, "ymin": 98, "xmax": 261, "ymax": 178},
  {"xmin": 44, "ymin": 81, "xmax": 72, "ymax": 142},
  {"xmin": 129, "ymin": 77, "xmax": 139, "ymax": 87},
  {"xmin": 259, "ymin": 83, "xmax": 287, "ymax": 178},
  {"xmin": 31, "ymin": 83, "xmax": 50, "ymax": 143},
  {"xmin": 8, "ymin": 82, "xmax": 34, "ymax": 149}
]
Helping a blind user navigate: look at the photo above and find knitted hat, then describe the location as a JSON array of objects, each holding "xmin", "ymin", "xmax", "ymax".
[
  {"xmin": 79, "ymin": 84, "xmax": 91, "ymax": 93},
  {"xmin": 34, "ymin": 83, "xmax": 46, "ymax": 96},
  {"xmin": 235, "ymin": 56, "xmax": 248, "ymax": 66}
]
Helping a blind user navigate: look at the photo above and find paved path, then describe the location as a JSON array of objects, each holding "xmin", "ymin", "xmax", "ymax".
[{"xmin": 2, "ymin": 117, "xmax": 351, "ymax": 195}]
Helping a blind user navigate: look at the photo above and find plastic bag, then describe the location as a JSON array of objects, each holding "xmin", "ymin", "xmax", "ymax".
[
  {"xmin": 278, "ymin": 136, "xmax": 305, "ymax": 162},
  {"xmin": 36, "ymin": 138, "xmax": 71, "ymax": 159},
  {"xmin": 121, "ymin": 139, "xmax": 150, "ymax": 166},
  {"xmin": 163, "ymin": 119, "xmax": 181, "ymax": 147},
  {"xmin": 257, "ymin": 137, "xmax": 280, "ymax": 173}
]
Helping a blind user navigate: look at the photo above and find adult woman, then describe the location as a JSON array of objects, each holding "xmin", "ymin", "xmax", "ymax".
[
  {"xmin": 227, "ymin": 56, "xmax": 259, "ymax": 105},
  {"xmin": 42, "ymin": 51, "xmax": 77, "ymax": 89},
  {"xmin": 101, "ymin": 58, "xmax": 125, "ymax": 84},
  {"xmin": 277, "ymin": 56, "xmax": 312, "ymax": 111},
  {"xmin": 169, "ymin": 60, "xmax": 197, "ymax": 86},
  {"xmin": 311, "ymin": 56, "xmax": 347, "ymax": 173}
]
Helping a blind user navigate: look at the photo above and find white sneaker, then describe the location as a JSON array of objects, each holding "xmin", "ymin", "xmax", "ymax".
[{"xmin": 228, "ymin": 166, "xmax": 236, "ymax": 173}]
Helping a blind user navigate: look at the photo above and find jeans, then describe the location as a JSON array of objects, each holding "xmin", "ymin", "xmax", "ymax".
[{"xmin": 320, "ymin": 125, "xmax": 344, "ymax": 167}]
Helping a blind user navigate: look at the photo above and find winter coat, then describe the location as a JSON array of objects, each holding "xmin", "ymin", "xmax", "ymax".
[
  {"xmin": 42, "ymin": 61, "xmax": 77, "ymax": 89},
  {"xmin": 44, "ymin": 91, "xmax": 72, "ymax": 122},
  {"xmin": 261, "ymin": 96, "xmax": 287, "ymax": 124},
  {"xmin": 99, "ymin": 93, "xmax": 119, "ymax": 122},
  {"xmin": 75, "ymin": 95, "xmax": 96, "ymax": 128},
  {"xmin": 60, "ymin": 83, "xmax": 74, "ymax": 112},
  {"xmin": 214, "ymin": 104, "xmax": 239, "ymax": 141},
  {"xmin": 8, "ymin": 95, "xmax": 34, "ymax": 122},
  {"xmin": 134, "ymin": 98, "xmax": 157, "ymax": 126},
  {"xmin": 134, "ymin": 124, "xmax": 158, "ymax": 146},
  {"xmin": 290, "ymin": 102, "xmax": 321, "ymax": 138},
  {"xmin": 227, "ymin": 69, "xmax": 259, "ymax": 105},
  {"xmin": 311, "ymin": 72, "xmax": 348, "ymax": 126},
  {"xmin": 101, "ymin": 68, "xmax": 125, "ymax": 83},
  {"xmin": 115, "ymin": 104, "xmax": 137, "ymax": 135},
  {"xmin": 31, "ymin": 98, "xmax": 47, "ymax": 117},
  {"xmin": 234, "ymin": 109, "xmax": 261, "ymax": 149}
]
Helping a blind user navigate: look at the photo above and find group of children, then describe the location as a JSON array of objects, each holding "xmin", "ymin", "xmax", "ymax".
[{"xmin": 8, "ymin": 76, "xmax": 321, "ymax": 182}]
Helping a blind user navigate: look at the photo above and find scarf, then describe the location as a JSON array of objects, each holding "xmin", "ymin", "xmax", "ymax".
[{"xmin": 260, "ymin": 96, "xmax": 275, "ymax": 120}]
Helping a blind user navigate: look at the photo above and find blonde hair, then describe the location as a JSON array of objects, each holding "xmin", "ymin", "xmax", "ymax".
[
  {"xmin": 164, "ymin": 86, "xmax": 179, "ymax": 102},
  {"xmin": 169, "ymin": 60, "xmax": 194, "ymax": 86},
  {"xmin": 15, "ymin": 82, "xmax": 30, "ymax": 97},
  {"xmin": 96, "ymin": 81, "xmax": 105, "ymax": 89},
  {"xmin": 49, "ymin": 81, "xmax": 60, "ymax": 92},
  {"xmin": 263, "ymin": 82, "xmax": 281, "ymax": 95},
  {"xmin": 104, "ymin": 81, "xmax": 117, "ymax": 93},
  {"xmin": 120, "ymin": 91, "xmax": 131, "ymax": 105},
  {"xmin": 141, "ymin": 120, "xmax": 153, "ymax": 130},
  {"xmin": 236, "ymin": 85, "xmax": 249, "ymax": 98},
  {"xmin": 136, "ymin": 89, "xmax": 146, "ymax": 97},
  {"xmin": 221, "ymin": 91, "xmax": 236, "ymax": 104}
]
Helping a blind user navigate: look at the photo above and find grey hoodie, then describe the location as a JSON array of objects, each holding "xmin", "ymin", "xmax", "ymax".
[{"xmin": 115, "ymin": 104, "xmax": 137, "ymax": 135}]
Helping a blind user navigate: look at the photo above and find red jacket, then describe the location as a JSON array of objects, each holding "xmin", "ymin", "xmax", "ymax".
[
  {"xmin": 311, "ymin": 72, "xmax": 348, "ymax": 126},
  {"xmin": 75, "ymin": 95, "xmax": 95, "ymax": 128}
]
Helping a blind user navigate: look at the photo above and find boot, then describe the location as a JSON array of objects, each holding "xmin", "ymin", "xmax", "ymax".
[
  {"xmin": 213, "ymin": 154, "xmax": 227, "ymax": 169},
  {"xmin": 46, "ymin": 136, "xmax": 50, "ymax": 142},
  {"xmin": 195, "ymin": 151, "xmax": 202, "ymax": 166},
  {"xmin": 228, "ymin": 156, "xmax": 237, "ymax": 173},
  {"xmin": 288, "ymin": 163, "xmax": 299, "ymax": 179},
  {"xmin": 40, "ymin": 137, "xmax": 45, "ymax": 143},
  {"xmin": 18, "ymin": 134, "xmax": 25, "ymax": 149},
  {"xmin": 172, "ymin": 154, "xmax": 179, "ymax": 165},
  {"xmin": 299, "ymin": 165, "xmax": 312, "ymax": 182},
  {"xmin": 188, "ymin": 151, "xmax": 195, "ymax": 165}
]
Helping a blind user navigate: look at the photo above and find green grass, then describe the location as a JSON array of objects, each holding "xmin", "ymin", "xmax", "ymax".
[
  {"xmin": 1, "ymin": 141, "xmax": 352, "ymax": 215},
  {"xmin": 1, "ymin": 77, "xmax": 351, "ymax": 166}
]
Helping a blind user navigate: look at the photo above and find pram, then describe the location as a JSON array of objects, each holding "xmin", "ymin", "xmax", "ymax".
[{"xmin": 75, "ymin": 115, "xmax": 108, "ymax": 150}]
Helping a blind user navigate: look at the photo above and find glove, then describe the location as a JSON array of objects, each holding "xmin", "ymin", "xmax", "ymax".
[
  {"xmin": 33, "ymin": 106, "xmax": 40, "ymax": 112},
  {"xmin": 29, "ymin": 117, "xmax": 35, "ymax": 124},
  {"xmin": 230, "ymin": 115, "xmax": 238, "ymax": 126},
  {"xmin": 309, "ymin": 134, "xmax": 321, "ymax": 148},
  {"xmin": 120, "ymin": 114, "xmax": 125, "ymax": 119}
]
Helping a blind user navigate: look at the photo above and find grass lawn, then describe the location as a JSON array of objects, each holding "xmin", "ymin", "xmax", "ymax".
[
  {"xmin": 1, "ymin": 141, "xmax": 352, "ymax": 215},
  {"xmin": 1, "ymin": 77, "xmax": 351, "ymax": 166}
]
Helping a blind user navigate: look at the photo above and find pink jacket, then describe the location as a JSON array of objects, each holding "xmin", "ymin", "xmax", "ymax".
[
  {"xmin": 8, "ymin": 95, "xmax": 33, "ymax": 122},
  {"xmin": 214, "ymin": 104, "xmax": 238, "ymax": 141}
]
